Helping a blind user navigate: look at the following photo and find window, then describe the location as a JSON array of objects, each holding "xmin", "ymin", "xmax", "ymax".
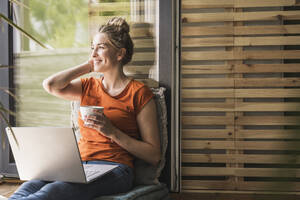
[
  {"xmin": 1, "ymin": 0, "xmax": 165, "ymax": 177},
  {"xmin": 0, "ymin": 0, "xmax": 14, "ymax": 175},
  {"xmin": 13, "ymin": 0, "xmax": 89, "ymax": 128},
  {"xmin": 1, "ymin": 0, "xmax": 90, "ymax": 175}
]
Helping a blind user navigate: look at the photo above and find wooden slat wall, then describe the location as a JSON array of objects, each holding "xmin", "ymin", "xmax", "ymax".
[{"xmin": 181, "ymin": 0, "xmax": 300, "ymax": 192}]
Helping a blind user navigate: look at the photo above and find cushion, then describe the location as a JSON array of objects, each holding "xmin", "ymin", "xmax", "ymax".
[
  {"xmin": 94, "ymin": 183, "xmax": 169, "ymax": 200},
  {"xmin": 70, "ymin": 87, "xmax": 168, "ymax": 186},
  {"xmin": 70, "ymin": 101, "xmax": 82, "ymax": 141},
  {"xmin": 133, "ymin": 87, "xmax": 168, "ymax": 185}
]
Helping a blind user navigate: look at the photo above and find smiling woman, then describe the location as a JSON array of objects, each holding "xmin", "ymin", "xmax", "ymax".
[
  {"xmin": 9, "ymin": 17, "xmax": 161, "ymax": 200},
  {"xmin": 1, "ymin": 0, "xmax": 165, "ymax": 198}
]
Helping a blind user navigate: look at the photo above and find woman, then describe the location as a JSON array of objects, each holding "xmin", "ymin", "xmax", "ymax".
[{"xmin": 9, "ymin": 17, "xmax": 161, "ymax": 200}]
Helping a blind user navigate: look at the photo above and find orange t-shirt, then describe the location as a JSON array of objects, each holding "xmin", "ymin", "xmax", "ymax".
[{"xmin": 78, "ymin": 77, "xmax": 154, "ymax": 168}]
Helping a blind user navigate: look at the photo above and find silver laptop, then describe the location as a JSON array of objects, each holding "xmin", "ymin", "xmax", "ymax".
[{"xmin": 5, "ymin": 127, "xmax": 118, "ymax": 183}]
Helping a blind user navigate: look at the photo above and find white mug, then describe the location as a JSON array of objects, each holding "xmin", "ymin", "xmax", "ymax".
[{"xmin": 79, "ymin": 106, "xmax": 104, "ymax": 120}]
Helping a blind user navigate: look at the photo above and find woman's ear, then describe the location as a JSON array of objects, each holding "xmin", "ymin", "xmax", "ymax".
[{"xmin": 117, "ymin": 48, "xmax": 126, "ymax": 62}]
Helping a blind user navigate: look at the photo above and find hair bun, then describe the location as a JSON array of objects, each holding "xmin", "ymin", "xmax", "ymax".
[
  {"xmin": 98, "ymin": 17, "xmax": 134, "ymax": 66},
  {"xmin": 106, "ymin": 17, "xmax": 130, "ymax": 34}
]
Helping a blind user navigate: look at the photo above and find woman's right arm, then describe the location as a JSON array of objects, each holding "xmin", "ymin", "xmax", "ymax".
[{"xmin": 42, "ymin": 61, "xmax": 92, "ymax": 101}]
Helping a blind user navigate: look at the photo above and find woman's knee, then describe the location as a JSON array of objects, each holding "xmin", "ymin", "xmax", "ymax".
[
  {"xmin": 9, "ymin": 180, "xmax": 47, "ymax": 200},
  {"xmin": 39, "ymin": 181, "xmax": 83, "ymax": 200},
  {"xmin": 18, "ymin": 180, "xmax": 47, "ymax": 192}
]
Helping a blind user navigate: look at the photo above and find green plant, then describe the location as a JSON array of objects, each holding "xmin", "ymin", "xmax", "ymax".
[
  {"xmin": 0, "ymin": 76, "xmax": 18, "ymax": 145},
  {"xmin": 0, "ymin": 86, "xmax": 16, "ymax": 126},
  {"xmin": 0, "ymin": 0, "xmax": 89, "ymax": 133},
  {"xmin": 0, "ymin": 0, "xmax": 47, "ymax": 136},
  {"xmin": 0, "ymin": 1, "xmax": 47, "ymax": 48}
]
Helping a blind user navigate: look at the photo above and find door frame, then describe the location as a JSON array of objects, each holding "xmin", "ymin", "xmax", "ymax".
[{"xmin": 159, "ymin": 0, "xmax": 181, "ymax": 192}]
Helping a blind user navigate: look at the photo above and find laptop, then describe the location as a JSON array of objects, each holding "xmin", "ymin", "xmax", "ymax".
[{"xmin": 5, "ymin": 127, "xmax": 118, "ymax": 183}]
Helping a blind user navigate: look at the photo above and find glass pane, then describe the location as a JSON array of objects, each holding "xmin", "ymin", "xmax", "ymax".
[
  {"xmin": 13, "ymin": 0, "xmax": 158, "ymax": 128},
  {"xmin": 13, "ymin": 0, "xmax": 89, "ymax": 127}
]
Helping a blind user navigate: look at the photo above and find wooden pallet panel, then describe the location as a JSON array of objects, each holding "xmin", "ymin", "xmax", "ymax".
[
  {"xmin": 182, "ymin": 180, "xmax": 235, "ymax": 190},
  {"xmin": 235, "ymin": 78, "xmax": 300, "ymax": 87},
  {"xmin": 182, "ymin": 89, "xmax": 234, "ymax": 98},
  {"xmin": 180, "ymin": 0, "xmax": 300, "ymax": 193},
  {"xmin": 182, "ymin": 167, "xmax": 300, "ymax": 177},
  {"xmin": 182, "ymin": 78, "xmax": 234, "ymax": 88},
  {"xmin": 182, "ymin": 36, "xmax": 300, "ymax": 47},
  {"xmin": 181, "ymin": 102, "xmax": 234, "ymax": 112},
  {"xmin": 182, "ymin": 180, "xmax": 300, "ymax": 191},
  {"xmin": 182, "ymin": 129, "xmax": 300, "ymax": 140},
  {"xmin": 236, "ymin": 116, "xmax": 300, "ymax": 126},
  {"xmin": 235, "ymin": 102, "xmax": 300, "ymax": 111},
  {"xmin": 182, "ymin": 140, "xmax": 235, "ymax": 150},
  {"xmin": 182, "ymin": 154, "xmax": 300, "ymax": 164},
  {"xmin": 182, "ymin": 115, "xmax": 234, "ymax": 126},
  {"xmin": 182, "ymin": 129, "xmax": 234, "ymax": 139},
  {"xmin": 237, "ymin": 182, "xmax": 300, "ymax": 191},
  {"xmin": 183, "ymin": 140, "xmax": 300, "ymax": 151},
  {"xmin": 182, "ymin": 0, "xmax": 299, "ymax": 9},
  {"xmin": 182, "ymin": 11, "xmax": 300, "ymax": 23},
  {"xmin": 182, "ymin": 78, "xmax": 300, "ymax": 88},
  {"xmin": 234, "ymin": 64, "xmax": 300, "ymax": 73},
  {"xmin": 182, "ymin": 50, "xmax": 300, "ymax": 61},
  {"xmin": 182, "ymin": 65, "xmax": 233, "ymax": 74},
  {"xmin": 182, "ymin": 25, "xmax": 300, "ymax": 36},
  {"xmin": 237, "ymin": 129, "xmax": 300, "ymax": 139},
  {"xmin": 181, "ymin": 64, "xmax": 300, "ymax": 74},
  {"xmin": 235, "ymin": 89, "xmax": 300, "ymax": 98}
]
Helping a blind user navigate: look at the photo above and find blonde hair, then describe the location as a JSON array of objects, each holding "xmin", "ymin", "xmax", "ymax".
[{"xmin": 98, "ymin": 17, "xmax": 134, "ymax": 66}]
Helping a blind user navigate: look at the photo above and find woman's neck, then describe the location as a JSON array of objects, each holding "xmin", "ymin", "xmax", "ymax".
[{"xmin": 102, "ymin": 67, "xmax": 130, "ymax": 95}]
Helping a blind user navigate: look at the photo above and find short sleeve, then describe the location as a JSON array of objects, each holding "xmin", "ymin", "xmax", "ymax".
[
  {"xmin": 134, "ymin": 86, "xmax": 154, "ymax": 115},
  {"xmin": 80, "ymin": 77, "xmax": 91, "ymax": 104},
  {"xmin": 81, "ymin": 78, "xmax": 90, "ymax": 92}
]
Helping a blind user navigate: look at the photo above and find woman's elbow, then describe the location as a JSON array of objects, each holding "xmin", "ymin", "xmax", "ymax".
[
  {"xmin": 42, "ymin": 78, "xmax": 54, "ymax": 93},
  {"xmin": 152, "ymin": 158, "xmax": 161, "ymax": 167},
  {"xmin": 151, "ymin": 150, "xmax": 161, "ymax": 166}
]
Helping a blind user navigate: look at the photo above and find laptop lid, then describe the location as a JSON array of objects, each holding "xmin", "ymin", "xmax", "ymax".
[{"xmin": 6, "ymin": 127, "xmax": 87, "ymax": 183}]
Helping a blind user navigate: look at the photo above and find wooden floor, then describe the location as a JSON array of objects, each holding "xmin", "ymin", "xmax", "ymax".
[
  {"xmin": 169, "ymin": 192, "xmax": 300, "ymax": 200},
  {"xmin": 0, "ymin": 183, "xmax": 20, "ymax": 198},
  {"xmin": 2, "ymin": 183, "xmax": 300, "ymax": 200}
]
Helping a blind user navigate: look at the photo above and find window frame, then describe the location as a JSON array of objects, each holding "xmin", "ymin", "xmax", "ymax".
[
  {"xmin": 0, "ymin": 0, "xmax": 178, "ymax": 187},
  {"xmin": 158, "ymin": 0, "xmax": 179, "ymax": 192},
  {"xmin": 0, "ymin": 0, "xmax": 18, "ymax": 175}
]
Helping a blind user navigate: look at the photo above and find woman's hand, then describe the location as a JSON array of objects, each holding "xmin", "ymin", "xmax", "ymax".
[
  {"xmin": 84, "ymin": 111, "xmax": 117, "ymax": 140},
  {"xmin": 88, "ymin": 57, "xmax": 94, "ymax": 73}
]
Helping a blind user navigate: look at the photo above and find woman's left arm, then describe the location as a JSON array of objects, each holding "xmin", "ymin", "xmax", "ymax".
[
  {"xmin": 85, "ymin": 98, "xmax": 161, "ymax": 166},
  {"xmin": 111, "ymin": 99, "xmax": 161, "ymax": 166}
]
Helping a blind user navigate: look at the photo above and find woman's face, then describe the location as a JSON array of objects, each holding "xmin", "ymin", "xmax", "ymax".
[{"xmin": 91, "ymin": 33, "xmax": 121, "ymax": 73}]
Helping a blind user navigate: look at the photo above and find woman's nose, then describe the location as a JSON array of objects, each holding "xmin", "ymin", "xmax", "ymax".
[{"xmin": 91, "ymin": 48, "xmax": 98, "ymax": 57}]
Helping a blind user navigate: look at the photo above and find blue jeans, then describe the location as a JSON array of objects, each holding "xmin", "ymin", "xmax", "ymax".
[{"xmin": 9, "ymin": 161, "xmax": 134, "ymax": 200}]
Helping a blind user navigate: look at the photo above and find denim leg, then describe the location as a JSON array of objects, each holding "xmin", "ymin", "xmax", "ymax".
[
  {"xmin": 9, "ymin": 180, "xmax": 49, "ymax": 200},
  {"xmin": 9, "ymin": 161, "xmax": 133, "ymax": 200},
  {"xmin": 84, "ymin": 161, "xmax": 134, "ymax": 197}
]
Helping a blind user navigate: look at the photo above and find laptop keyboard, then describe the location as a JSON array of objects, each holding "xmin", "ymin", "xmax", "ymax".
[
  {"xmin": 83, "ymin": 165, "xmax": 100, "ymax": 178},
  {"xmin": 84, "ymin": 169, "xmax": 100, "ymax": 178},
  {"xmin": 82, "ymin": 163, "xmax": 117, "ymax": 182}
]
